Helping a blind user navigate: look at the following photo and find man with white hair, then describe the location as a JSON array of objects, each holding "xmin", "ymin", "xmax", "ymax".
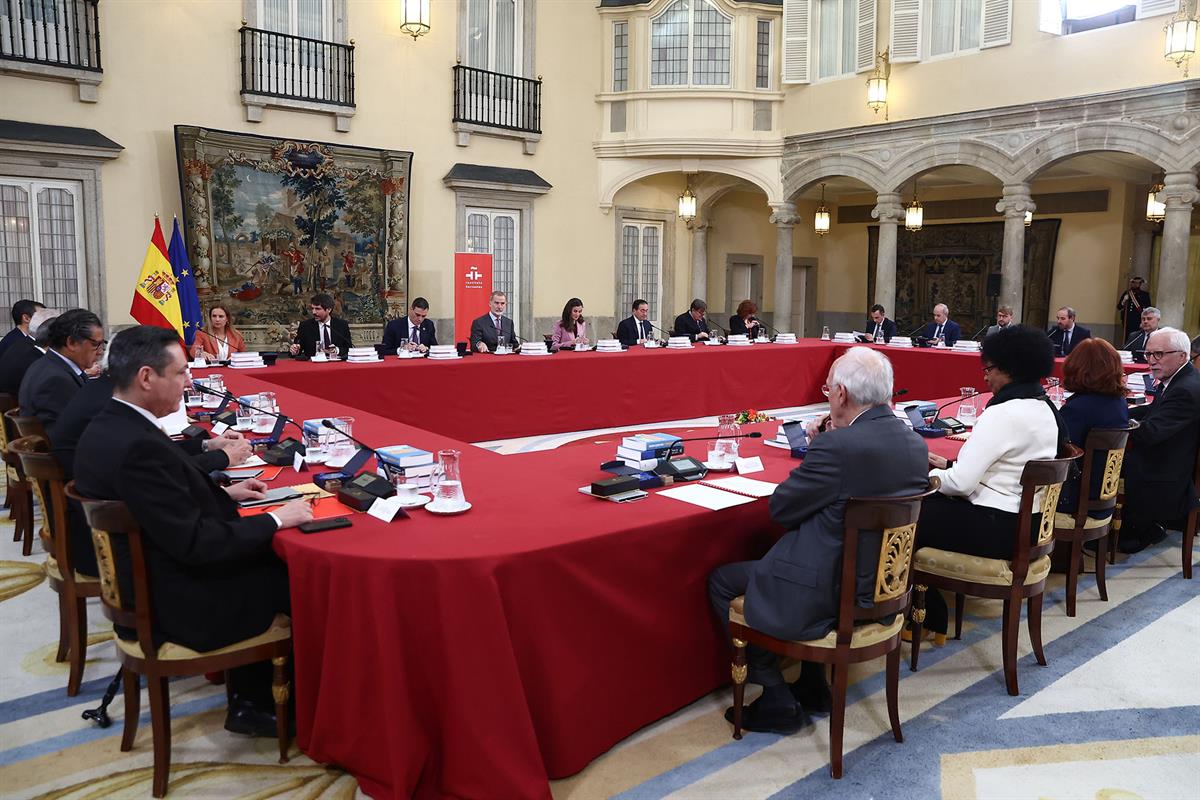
[
  {"xmin": 918, "ymin": 303, "xmax": 961, "ymax": 346},
  {"xmin": 1120, "ymin": 327, "xmax": 1200, "ymax": 553},
  {"xmin": 707, "ymin": 347, "xmax": 929, "ymax": 734},
  {"xmin": 1122, "ymin": 306, "xmax": 1161, "ymax": 362}
]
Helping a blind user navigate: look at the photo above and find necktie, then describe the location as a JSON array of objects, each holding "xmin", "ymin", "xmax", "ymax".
[
  {"xmin": 1064, "ymin": 330, "xmax": 1071, "ymax": 351},
  {"xmin": 641, "ymin": 321, "xmax": 648, "ymax": 338},
  {"xmin": 322, "ymin": 324, "xmax": 330, "ymax": 349},
  {"xmin": 874, "ymin": 323, "xmax": 881, "ymax": 338},
  {"xmin": 935, "ymin": 324, "xmax": 943, "ymax": 340}
]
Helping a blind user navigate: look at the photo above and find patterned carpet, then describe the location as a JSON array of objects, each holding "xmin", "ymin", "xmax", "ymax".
[{"xmin": 2, "ymin": 418, "xmax": 1197, "ymax": 798}]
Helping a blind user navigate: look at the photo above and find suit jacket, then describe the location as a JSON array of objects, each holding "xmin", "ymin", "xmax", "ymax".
[
  {"xmin": 74, "ymin": 400, "xmax": 286, "ymax": 651},
  {"xmin": 469, "ymin": 313, "xmax": 519, "ymax": 352},
  {"xmin": 1047, "ymin": 324, "xmax": 1091, "ymax": 356},
  {"xmin": 54, "ymin": 376, "xmax": 228, "ymax": 577},
  {"xmin": 1125, "ymin": 362, "xmax": 1200, "ymax": 523},
  {"xmin": 1124, "ymin": 328, "xmax": 1153, "ymax": 362},
  {"xmin": 864, "ymin": 317, "xmax": 898, "ymax": 343},
  {"xmin": 0, "ymin": 335, "xmax": 40, "ymax": 396},
  {"xmin": 0, "ymin": 327, "xmax": 30, "ymax": 361},
  {"xmin": 18, "ymin": 350, "xmax": 85, "ymax": 435},
  {"xmin": 673, "ymin": 311, "xmax": 710, "ymax": 342},
  {"xmin": 1058, "ymin": 392, "xmax": 1130, "ymax": 519},
  {"xmin": 382, "ymin": 317, "xmax": 437, "ymax": 350},
  {"xmin": 616, "ymin": 315, "xmax": 654, "ymax": 347},
  {"xmin": 729, "ymin": 316, "xmax": 764, "ymax": 339},
  {"xmin": 749, "ymin": 406, "xmax": 930, "ymax": 642},
  {"xmin": 295, "ymin": 316, "xmax": 352, "ymax": 359},
  {"xmin": 984, "ymin": 323, "xmax": 1011, "ymax": 338},
  {"xmin": 918, "ymin": 319, "xmax": 962, "ymax": 346}
]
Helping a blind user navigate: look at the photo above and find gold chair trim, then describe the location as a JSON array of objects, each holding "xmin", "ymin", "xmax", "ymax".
[
  {"xmin": 1100, "ymin": 449, "xmax": 1124, "ymax": 501},
  {"xmin": 1037, "ymin": 483, "xmax": 1064, "ymax": 546},
  {"xmin": 874, "ymin": 522, "xmax": 916, "ymax": 603},
  {"xmin": 112, "ymin": 614, "xmax": 291, "ymax": 661},
  {"xmin": 91, "ymin": 530, "xmax": 122, "ymax": 609}
]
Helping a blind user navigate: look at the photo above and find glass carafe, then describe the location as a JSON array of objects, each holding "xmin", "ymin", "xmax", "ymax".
[
  {"xmin": 712, "ymin": 413, "xmax": 742, "ymax": 465},
  {"xmin": 432, "ymin": 449, "xmax": 466, "ymax": 508}
]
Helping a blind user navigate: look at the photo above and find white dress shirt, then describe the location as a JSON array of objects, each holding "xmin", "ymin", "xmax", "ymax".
[{"xmin": 929, "ymin": 398, "xmax": 1059, "ymax": 513}]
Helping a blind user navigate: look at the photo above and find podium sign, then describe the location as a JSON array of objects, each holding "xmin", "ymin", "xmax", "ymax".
[{"xmin": 454, "ymin": 252, "xmax": 492, "ymax": 343}]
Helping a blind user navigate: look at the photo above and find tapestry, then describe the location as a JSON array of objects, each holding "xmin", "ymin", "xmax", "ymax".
[
  {"xmin": 868, "ymin": 219, "xmax": 1060, "ymax": 338},
  {"xmin": 174, "ymin": 125, "xmax": 412, "ymax": 349}
]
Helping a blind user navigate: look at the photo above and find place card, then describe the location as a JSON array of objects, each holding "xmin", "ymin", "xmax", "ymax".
[
  {"xmin": 735, "ymin": 456, "xmax": 764, "ymax": 475},
  {"xmin": 211, "ymin": 421, "xmax": 230, "ymax": 436},
  {"xmin": 368, "ymin": 495, "xmax": 405, "ymax": 523},
  {"xmin": 293, "ymin": 450, "xmax": 305, "ymax": 473}
]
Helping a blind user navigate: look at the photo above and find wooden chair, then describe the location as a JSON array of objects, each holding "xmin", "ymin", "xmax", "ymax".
[
  {"xmin": 727, "ymin": 481, "xmax": 938, "ymax": 778},
  {"xmin": 10, "ymin": 435, "xmax": 102, "ymax": 695},
  {"xmin": 11, "ymin": 412, "xmax": 46, "ymax": 439},
  {"xmin": 0, "ymin": 392, "xmax": 13, "ymax": 504},
  {"xmin": 1052, "ymin": 425, "xmax": 1134, "ymax": 616},
  {"xmin": 66, "ymin": 483, "xmax": 293, "ymax": 798},
  {"xmin": 909, "ymin": 449, "xmax": 1077, "ymax": 696},
  {"xmin": 2, "ymin": 403, "xmax": 34, "ymax": 556},
  {"xmin": 1182, "ymin": 444, "xmax": 1200, "ymax": 579}
]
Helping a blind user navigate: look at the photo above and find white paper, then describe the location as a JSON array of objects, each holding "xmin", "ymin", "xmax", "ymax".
[
  {"xmin": 292, "ymin": 450, "xmax": 305, "ymax": 473},
  {"xmin": 703, "ymin": 476, "xmax": 778, "ymax": 498},
  {"xmin": 190, "ymin": 357, "xmax": 208, "ymax": 370},
  {"xmin": 211, "ymin": 421, "xmax": 230, "ymax": 436},
  {"xmin": 657, "ymin": 483, "xmax": 756, "ymax": 511},
  {"xmin": 367, "ymin": 495, "xmax": 404, "ymax": 523},
  {"xmin": 241, "ymin": 454, "xmax": 266, "ymax": 467},
  {"xmin": 734, "ymin": 456, "xmax": 764, "ymax": 475},
  {"xmin": 157, "ymin": 404, "xmax": 191, "ymax": 436}
]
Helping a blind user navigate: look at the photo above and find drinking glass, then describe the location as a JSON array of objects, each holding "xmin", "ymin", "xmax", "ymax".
[
  {"xmin": 325, "ymin": 343, "xmax": 340, "ymax": 360},
  {"xmin": 235, "ymin": 406, "xmax": 254, "ymax": 431},
  {"xmin": 432, "ymin": 449, "xmax": 466, "ymax": 508},
  {"xmin": 397, "ymin": 337, "xmax": 409, "ymax": 355},
  {"xmin": 303, "ymin": 428, "xmax": 326, "ymax": 463},
  {"xmin": 252, "ymin": 392, "xmax": 277, "ymax": 432},
  {"xmin": 200, "ymin": 377, "xmax": 222, "ymax": 409},
  {"xmin": 715, "ymin": 413, "xmax": 742, "ymax": 462},
  {"xmin": 325, "ymin": 416, "xmax": 356, "ymax": 462},
  {"xmin": 821, "ymin": 326, "xmax": 831, "ymax": 341}
]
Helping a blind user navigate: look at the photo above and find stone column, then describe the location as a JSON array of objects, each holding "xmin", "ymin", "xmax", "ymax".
[
  {"xmin": 689, "ymin": 221, "xmax": 710, "ymax": 301},
  {"xmin": 1130, "ymin": 226, "xmax": 1154, "ymax": 279},
  {"xmin": 995, "ymin": 184, "xmax": 1036, "ymax": 322},
  {"xmin": 1157, "ymin": 171, "xmax": 1198, "ymax": 329},
  {"xmin": 770, "ymin": 203, "xmax": 800, "ymax": 333},
  {"xmin": 871, "ymin": 192, "xmax": 905, "ymax": 316}
]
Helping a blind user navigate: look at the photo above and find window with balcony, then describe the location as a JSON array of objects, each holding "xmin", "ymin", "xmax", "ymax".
[
  {"xmin": 0, "ymin": 0, "xmax": 101, "ymax": 101},
  {"xmin": 454, "ymin": 0, "xmax": 540, "ymax": 150},
  {"xmin": 650, "ymin": 0, "xmax": 732, "ymax": 87}
]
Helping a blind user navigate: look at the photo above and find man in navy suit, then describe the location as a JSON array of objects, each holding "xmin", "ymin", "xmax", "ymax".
[
  {"xmin": 0, "ymin": 299, "xmax": 44, "ymax": 361},
  {"xmin": 865, "ymin": 304, "xmax": 898, "ymax": 342},
  {"xmin": 616, "ymin": 298, "xmax": 654, "ymax": 347},
  {"xmin": 708, "ymin": 347, "xmax": 929, "ymax": 733},
  {"xmin": 382, "ymin": 296, "xmax": 437, "ymax": 353},
  {"xmin": 673, "ymin": 299, "xmax": 711, "ymax": 342},
  {"xmin": 18, "ymin": 309, "xmax": 104, "ymax": 435},
  {"xmin": 470, "ymin": 291, "xmax": 521, "ymax": 353},
  {"xmin": 1047, "ymin": 306, "xmax": 1091, "ymax": 356},
  {"xmin": 918, "ymin": 303, "xmax": 961, "ymax": 346}
]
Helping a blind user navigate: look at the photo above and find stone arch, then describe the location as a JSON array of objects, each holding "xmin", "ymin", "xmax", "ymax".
[
  {"xmin": 882, "ymin": 140, "xmax": 1015, "ymax": 191},
  {"xmin": 600, "ymin": 160, "xmax": 782, "ymax": 211},
  {"xmin": 782, "ymin": 154, "xmax": 887, "ymax": 201},
  {"xmin": 1015, "ymin": 121, "xmax": 1193, "ymax": 180}
]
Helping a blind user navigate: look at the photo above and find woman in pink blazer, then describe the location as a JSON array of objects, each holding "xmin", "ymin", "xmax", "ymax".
[{"xmin": 551, "ymin": 298, "xmax": 588, "ymax": 350}]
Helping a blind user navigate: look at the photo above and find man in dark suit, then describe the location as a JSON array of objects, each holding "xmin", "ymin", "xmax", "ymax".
[
  {"xmin": 74, "ymin": 325, "xmax": 312, "ymax": 735},
  {"xmin": 917, "ymin": 304, "xmax": 961, "ymax": 346},
  {"xmin": 0, "ymin": 307, "xmax": 56, "ymax": 396},
  {"xmin": 470, "ymin": 291, "xmax": 521, "ymax": 353},
  {"xmin": 1047, "ymin": 306, "xmax": 1091, "ymax": 356},
  {"xmin": 18, "ymin": 309, "xmax": 104, "ymax": 435},
  {"xmin": 1117, "ymin": 276, "xmax": 1152, "ymax": 341},
  {"xmin": 708, "ymin": 347, "xmax": 929, "ymax": 733},
  {"xmin": 382, "ymin": 296, "xmax": 437, "ymax": 353},
  {"xmin": 288, "ymin": 293, "xmax": 352, "ymax": 359},
  {"xmin": 865, "ymin": 304, "xmax": 898, "ymax": 343},
  {"xmin": 616, "ymin": 298, "xmax": 654, "ymax": 347},
  {"xmin": 0, "ymin": 299, "xmax": 45, "ymax": 360},
  {"xmin": 1122, "ymin": 306, "xmax": 1161, "ymax": 362},
  {"xmin": 1120, "ymin": 327, "xmax": 1200, "ymax": 553},
  {"xmin": 673, "ymin": 299, "xmax": 711, "ymax": 342}
]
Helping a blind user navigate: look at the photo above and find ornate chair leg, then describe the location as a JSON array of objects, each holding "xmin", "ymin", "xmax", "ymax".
[
  {"xmin": 953, "ymin": 593, "xmax": 965, "ymax": 639},
  {"xmin": 121, "ymin": 669, "xmax": 140, "ymax": 752},
  {"xmin": 1001, "ymin": 598, "xmax": 1020, "ymax": 696},
  {"xmin": 1095, "ymin": 533, "xmax": 1110, "ymax": 601},
  {"xmin": 886, "ymin": 647, "xmax": 902, "ymax": 743},
  {"xmin": 148, "ymin": 675, "xmax": 171, "ymax": 798},
  {"xmin": 828, "ymin": 662, "xmax": 847, "ymax": 779},
  {"xmin": 909, "ymin": 585, "xmax": 926, "ymax": 672},
  {"xmin": 272, "ymin": 655, "xmax": 291, "ymax": 764},
  {"xmin": 54, "ymin": 593, "xmax": 69, "ymax": 663},
  {"xmin": 730, "ymin": 637, "xmax": 747, "ymax": 740},
  {"xmin": 1065, "ymin": 539, "xmax": 1082, "ymax": 618},
  {"xmin": 66, "ymin": 595, "xmax": 87, "ymax": 696},
  {"xmin": 1184, "ymin": 511, "xmax": 1197, "ymax": 580},
  {"xmin": 1027, "ymin": 593, "xmax": 1047, "ymax": 666}
]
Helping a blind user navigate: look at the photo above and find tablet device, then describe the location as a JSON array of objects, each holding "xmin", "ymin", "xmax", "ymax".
[
  {"xmin": 905, "ymin": 407, "xmax": 927, "ymax": 428},
  {"xmin": 237, "ymin": 487, "xmax": 302, "ymax": 508},
  {"xmin": 782, "ymin": 420, "xmax": 808, "ymax": 449}
]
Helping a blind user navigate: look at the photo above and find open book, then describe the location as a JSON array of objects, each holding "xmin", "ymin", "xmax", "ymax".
[{"xmin": 657, "ymin": 476, "xmax": 779, "ymax": 511}]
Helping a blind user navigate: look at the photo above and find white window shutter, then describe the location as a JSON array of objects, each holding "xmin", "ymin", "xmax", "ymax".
[
  {"xmin": 855, "ymin": 0, "xmax": 877, "ymax": 72},
  {"xmin": 980, "ymin": 0, "xmax": 1012, "ymax": 48},
  {"xmin": 783, "ymin": 0, "xmax": 811, "ymax": 84},
  {"xmin": 890, "ymin": 0, "xmax": 922, "ymax": 63},
  {"xmin": 1038, "ymin": 0, "xmax": 1063, "ymax": 36},
  {"xmin": 1136, "ymin": 0, "xmax": 1179, "ymax": 18}
]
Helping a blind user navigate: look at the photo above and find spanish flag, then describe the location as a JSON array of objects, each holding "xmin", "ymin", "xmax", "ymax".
[{"xmin": 130, "ymin": 217, "xmax": 184, "ymax": 340}]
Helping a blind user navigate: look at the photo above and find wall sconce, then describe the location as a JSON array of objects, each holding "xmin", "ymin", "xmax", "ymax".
[
  {"xmin": 400, "ymin": 0, "xmax": 431, "ymax": 40},
  {"xmin": 1165, "ymin": 0, "xmax": 1198, "ymax": 76},
  {"xmin": 1146, "ymin": 176, "xmax": 1167, "ymax": 222},
  {"xmin": 678, "ymin": 185, "xmax": 697, "ymax": 223},
  {"xmin": 905, "ymin": 180, "xmax": 923, "ymax": 232},
  {"xmin": 1024, "ymin": 210, "xmax": 1033, "ymax": 227},
  {"xmin": 813, "ymin": 183, "xmax": 831, "ymax": 236},
  {"xmin": 867, "ymin": 49, "xmax": 890, "ymax": 119}
]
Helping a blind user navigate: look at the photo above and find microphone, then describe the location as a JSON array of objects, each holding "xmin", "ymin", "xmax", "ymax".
[
  {"xmin": 706, "ymin": 320, "xmax": 726, "ymax": 342},
  {"xmin": 191, "ymin": 382, "xmax": 304, "ymax": 434},
  {"xmin": 905, "ymin": 323, "xmax": 925, "ymax": 338},
  {"xmin": 893, "ymin": 389, "xmax": 909, "ymax": 399},
  {"xmin": 671, "ymin": 431, "xmax": 763, "ymax": 445},
  {"xmin": 970, "ymin": 324, "xmax": 990, "ymax": 340},
  {"xmin": 754, "ymin": 317, "xmax": 783, "ymax": 340},
  {"xmin": 320, "ymin": 418, "xmax": 379, "ymax": 456},
  {"xmin": 648, "ymin": 321, "xmax": 671, "ymax": 343}
]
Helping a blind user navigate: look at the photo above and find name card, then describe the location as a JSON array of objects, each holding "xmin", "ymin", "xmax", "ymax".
[
  {"xmin": 211, "ymin": 421, "xmax": 230, "ymax": 436},
  {"xmin": 293, "ymin": 450, "xmax": 305, "ymax": 473},
  {"xmin": 190, "ymin": 358, "xmax": 208, "ymax": 370},
  {"xmin": 735, "ymin": 456, "xmax": 764, "ymax": 475},
  {"xmin": 368, "ymin": 495, "xmax": 405, "ymax": 523}
]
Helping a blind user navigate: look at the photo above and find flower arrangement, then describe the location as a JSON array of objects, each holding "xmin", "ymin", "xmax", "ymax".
[{"xmin": 734, "ymin": 409, "xmax": 772, "ymax": 424}]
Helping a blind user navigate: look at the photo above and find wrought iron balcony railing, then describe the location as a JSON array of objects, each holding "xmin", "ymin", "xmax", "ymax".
[
  {"xmin": 240, "ymin": 25, "xmax": 354, "ymax": 107},
  {"xmin": 0, "ymin": 0, "xmax": 101, "ymax": 71},
  {"xmin": 453, "ymin": 64, "xmax": 542, "ymax": 134}
]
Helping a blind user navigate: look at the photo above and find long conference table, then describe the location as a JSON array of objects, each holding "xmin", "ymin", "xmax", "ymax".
[{"xmin": 197, "ymin": 340, "xmax": 1148, "ymax": 799}]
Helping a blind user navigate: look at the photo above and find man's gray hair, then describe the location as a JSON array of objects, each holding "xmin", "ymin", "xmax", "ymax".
[
  {"xmin": 829, "ymin": 346, "xmax": 894, "ymax": 407},
  {"xmin": 1150, "ymin": 327, "xmax": 1191, "ymax": 354},
  {"xmin": 934, "ymin": 303, "xmax": 949, "ymax": 315},
  {"xmin": 489, "ymin": 290, "xmax": 507, "ymax": 301},
  {"xmin": 29, "ymin": 308, "xmax": 59, "ymax": 347},
  {"xmin": 1142, "ymin": 306, "xmax": 1162, "ymax": 319}
]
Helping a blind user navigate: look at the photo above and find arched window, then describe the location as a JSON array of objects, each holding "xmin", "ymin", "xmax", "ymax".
[{"xmin": 650, "ymin": 0, "xmax": 732, "ymax": 87}]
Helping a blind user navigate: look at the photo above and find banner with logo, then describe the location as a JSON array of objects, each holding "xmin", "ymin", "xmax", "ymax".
[{"xmin": 454, "ymin": 252, "xmax": 492, "ymax": 343}]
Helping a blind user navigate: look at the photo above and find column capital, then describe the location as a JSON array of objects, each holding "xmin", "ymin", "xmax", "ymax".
[
  {"xmin": 996, "ymin": 183, "xmax": 1036, "ymax": 218},
  {"xmin": 687, "ymin": 220, "xmax": 711, "ymax": 232},
  {"xmin": 1162, "ymin": 171, "xmax": 1200, "ymax": 208},
  {"xmin": 769, "ymin": 202, "xmax": 800, "ymax": 227},
  {"xmin": 872, "ymin": 192, "xmax": 905, "ymax": 224}
]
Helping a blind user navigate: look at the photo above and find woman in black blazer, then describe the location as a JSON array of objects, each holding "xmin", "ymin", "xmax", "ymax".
[
  {"xmin": 728, "ymin": 300, "xmax": 763, "ymax": 339},
  {"xmin": 1058, "ymin": 338, "xmax": 1130, "ymax": 518}
]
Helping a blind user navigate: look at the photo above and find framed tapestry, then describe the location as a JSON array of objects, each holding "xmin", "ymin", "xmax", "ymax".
[{"xmin": 174, "ymin": 125, "xmax": 412, "ymax": 350}]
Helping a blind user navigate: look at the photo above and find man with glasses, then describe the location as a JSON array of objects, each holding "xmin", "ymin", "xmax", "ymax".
[
  {"xmin": 1120, "ymin": 327, "xmax": 1200, "ymax": 553},
  {"xmin": 18, "ymin": 308, "xmax": 104, "ymax": 436}
]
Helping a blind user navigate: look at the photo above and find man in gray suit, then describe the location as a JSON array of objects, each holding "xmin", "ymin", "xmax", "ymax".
[
  {"xmin": 469, "ymin": 291, "xmax": 521, "ymax": 353},
  {"xmin": 984, "ymin": 305, "xmax": 1014, "ymax": 338},
  {"xmin": 708, "ymin": 347, "xmax": 929, "ymax": 733}
]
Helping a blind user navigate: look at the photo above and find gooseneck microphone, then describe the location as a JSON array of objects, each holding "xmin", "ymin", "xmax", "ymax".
[
  {"xmin": 320, "ymin": 418, "xmax": 380, "ymax": 456},
  {"xmin": 191, "ymin": 382, "xmax": 305, "ymax": 436},
  {"xmin": 971, "ymin": 324, "xmax": 990, "ymax": 341}
]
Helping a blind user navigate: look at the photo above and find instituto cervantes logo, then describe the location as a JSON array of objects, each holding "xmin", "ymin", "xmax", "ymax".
[{"xmin": 464, "ymin": 266, "xmax": 484, "ymax": 288}]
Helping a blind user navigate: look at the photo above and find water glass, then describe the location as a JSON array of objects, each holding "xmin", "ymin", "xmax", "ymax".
[
  {"xmin": 398, "ymin": 337, "xmax": 409, "ymax": 353},
  {"xmin": 235, "ymin": 406, "xmax": 254, "ymax": 430},
  {"xmin": 821, "ymin": 326, "xmax": 831, "ymax": 341},
  {"xmin": 325, "ymin": 416, "xmax": 356, "ymax": 462},
  {"xmin": 432, "ymin": 449, "xmax": 466, "ymax": 508},
  {"xmin": 303, "ymin": 428, "xmax": 326, "ymax": 463}
]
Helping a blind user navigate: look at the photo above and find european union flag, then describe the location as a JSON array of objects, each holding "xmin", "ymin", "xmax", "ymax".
[{"xmin": 167, "ymin": 218, "xmax": 202, "ymax": 347}]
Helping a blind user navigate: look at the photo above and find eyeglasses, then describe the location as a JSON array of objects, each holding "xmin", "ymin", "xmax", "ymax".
[
  {"xmin": 83, "ymin": 336, "xmax": 107, "ymax": 349},
  {"xmin": 1145, "ymin": 350, "xmax": 1183, "ymax": 361},
  {"xmin": 981, "ymin": 364, "xmax": 998, "ymax": 375}
]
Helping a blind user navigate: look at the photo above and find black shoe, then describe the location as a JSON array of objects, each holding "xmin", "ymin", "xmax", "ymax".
[
  {"xmin": 723, "ymin": 698, "xmax": 811, "ymax": 735},
  {"xmin": 1119, "ymin": 524, "xmax": 1166, "ymax": 554},
  {"xmin": 224, "ymin": 699, "xmax": 288, "ymax": 738},
  {"xmin": 789, "ymin": 674, "xmax": 832, "ymax": 714}
]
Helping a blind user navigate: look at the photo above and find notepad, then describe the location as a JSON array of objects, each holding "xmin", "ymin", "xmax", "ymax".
[
  {"xmin": 699, "ymin": 476, "xmax": 778, "ymax": 498},
  {"xmin": 657, "ymin": 483, "xmax": 757, "ymax": 511}
]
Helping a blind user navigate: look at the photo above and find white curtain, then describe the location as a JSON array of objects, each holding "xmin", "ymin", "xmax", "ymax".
[
  {"xmin": 930, "ymin": 0, "xmax": 956, "ymax": 55},
  {"xmin": 496, "ymin": 0, "xmax": 516, "ymax": 74},
  {"xmin": 817, "ymin": 0, "xmax": 839, "ymax": 77},
  {"xmin": 468, "ymin": 0, "xmax": 489, "ymax": 68},
  {"xmin": 960, "ymin": 0, "xmax": 982, "ymax": 49}
]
